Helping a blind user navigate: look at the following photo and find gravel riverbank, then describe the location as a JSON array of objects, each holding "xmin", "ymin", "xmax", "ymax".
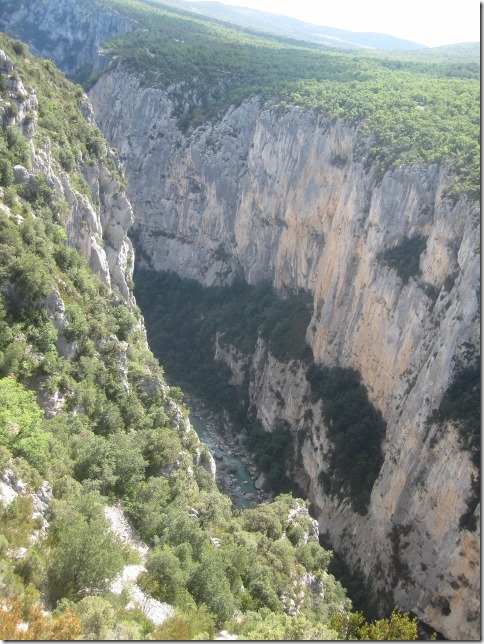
[{"xmin": 185, "ymin": 394, "xmax": 273, "ymax": 507}]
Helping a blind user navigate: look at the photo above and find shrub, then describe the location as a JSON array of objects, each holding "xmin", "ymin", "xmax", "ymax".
[
  {"xmin": 11, "ymin": 252, "xmax": 52, "ymax": 300},
  {"xmin": 0, "ymin": 157, "xmax": 14, "ymax": 186},
  {"xmin": 145, "ymin": 545, "xmax": 189, "ymax": 603},
  {"xmin": 47, "ymin": 494, "xmax": 124, "ymax": 603},
  {"xmin": 5, "ymin": 125, "xmax": 30, "ymax": 166},
  {"xmin": 241, "ymin": 505, "xmax": 283, "ymax": 540},
  {"xmin": 0, "ymin": 377, "xmax": 49, "ymax": 471}
]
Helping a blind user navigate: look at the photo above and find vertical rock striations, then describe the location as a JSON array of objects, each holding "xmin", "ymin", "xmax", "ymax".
[
  {"xmin": 0, "ymin": 0, "xmax": 134, "ymax": 79},
  {"xmin": 87, "ymin": 69, "xmax": 480, "ymax": 639}
]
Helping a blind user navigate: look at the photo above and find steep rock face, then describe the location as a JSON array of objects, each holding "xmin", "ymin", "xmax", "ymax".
[
  {"xmin": 223, "ymin": 336, "xmax": 480, "ymax": 639},
  {"xmin": 87, "ymin": 69, "xmax": 480, "ymax": 639},
  {"xmin": 0, "ymin": 48, "xmax": 135, "ymax": 301},
  {"xmin": 0, "ymin": 0, "xmax": 134, "ymax": 78}
]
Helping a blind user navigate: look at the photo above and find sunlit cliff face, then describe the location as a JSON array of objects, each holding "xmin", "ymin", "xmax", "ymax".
[{"xmin": 87, "ymin": 68, "xmax": 479, "ymax": 639}]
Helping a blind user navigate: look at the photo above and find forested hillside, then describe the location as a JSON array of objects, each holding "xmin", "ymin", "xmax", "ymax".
[{"xmin": 0, "ymin": 34, "xmax": 426, "ymax": 640}]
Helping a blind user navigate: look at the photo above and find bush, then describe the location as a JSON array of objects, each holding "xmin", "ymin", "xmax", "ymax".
[
  {"xmin": 145, "ymin": 545, "xmax": 189, "ymax": 602},
  {"xmin": 241, "ymin": 505, "xmax": 283, "ymax": 540},
  {"xmin": 0, "ymin": 378, "xmax": 49, "ymax": 471},
  {"xmin": 5, "ymin": 125, "xmax": 30, "ymax": 166},
  {"xmin": 47, "ymin": 494, "xmax": 124, "ymax": 603},
  {"xmin": 11, "ymin": 40, "xmax": 28, "ymax": 57},
  {"xmin": 74, "ymin": 596, "xmax": 116, "ymax": 639},
  {"xmin": 112, "ymin": 303, "xmax": 136, "ymax": 341},
  {"xmin": 11, "ymin": 253, "xmax": 52, "ymax": 300},
  {"xmin": 188, "ymin": 555, "xmax": 235, "ymax": 627},
  {"xmin": 0, "ymin": 157, "xmax": 14, "ymax": 187}
]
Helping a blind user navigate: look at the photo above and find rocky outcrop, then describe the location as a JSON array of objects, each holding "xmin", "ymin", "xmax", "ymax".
[
  {"xmin": 219, "ymin": 335, "xmax": 480, "ymax": 639},
  {"xmin": 0, "ymin": 0, "xmax": 134, "ymax": 79},
  {"xmin": 0, "ymin": 48, "xmax": 134, "ymax": 302},
  {"xmin": 104, "ymin": 505, "xmax": 175, "ymax": 626},
  {"xmin": 86, "ymin": 68, "xmax": 481, "ymax": 638},
  {"xmin": 0, "ymin": 469, "xmax": 53, "ymax": 543}
]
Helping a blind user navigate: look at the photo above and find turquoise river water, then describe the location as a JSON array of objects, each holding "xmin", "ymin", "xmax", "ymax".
[{"xmin": 189, "ymin": 414, "xmax": 259, "ymax": 509}]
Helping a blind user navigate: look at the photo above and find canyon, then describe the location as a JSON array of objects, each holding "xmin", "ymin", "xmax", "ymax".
[
  {"xmin": 88, "ymin": 69, "xmax": 480, "ymax": 638},
  {"xmin": 0, "ymin": 1, "xmax": 479, "ymax": 638}
]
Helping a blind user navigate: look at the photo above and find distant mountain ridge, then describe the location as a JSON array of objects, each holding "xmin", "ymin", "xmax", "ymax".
[{"xmin": 156, "ymin": 0, "xmax": 427, "ymax": 49}]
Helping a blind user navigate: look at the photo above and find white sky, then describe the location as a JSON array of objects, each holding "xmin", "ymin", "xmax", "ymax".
[{"xmin": 190, "ymin": 0, "xmax": 481, "ymax": 47}]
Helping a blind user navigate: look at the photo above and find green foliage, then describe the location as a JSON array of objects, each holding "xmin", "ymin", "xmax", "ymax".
[
  {"xmin": 125, "ymin": 477, "xmax": 171, "ymax": 541},
  {"xmin": 237, "ymin": 609, "xmax": 340, "ymax": 640},
  {"xmin": 11, "ymin": 40, "xmax": 29, "ymax": 57},
  {"xmin": 296, "ymin": 540, "xmax": 332, "ymax": 573},
  {"xmin": 245, "ymin": 421, "xmax": 298, "ymax": 495},
  {"xmin": 134, "ymin": 268, "xmax": 312, "ymax": 411},
  {"xmin": 134, "ymin": 269, "xmax": 312, "ymax": 496},
  {"xmin": 330, "ymin": 607, "xmax": 419, "ymax": 640},
  {"xmin": 0, "ymin": 32, "xmax": 124, "ymax": 191},
  {"xmin": 154, "ymin": 602, "xmax": 216, "ymax": 640},
  {"xmin": 0, "ymin": 496, "xmax": 37, "ymax": 550},
  {"xmin": 358, "ymin": 607, "xmax": 418, "ymax": 640},
  {"xmin": 241, "ymin": 504, "xmax": 283, "ymax": 540},
  {"xmin": 111, "ymin": 303, "xmax": 136, "ymax": 341},
  {"xmin": 188, "ymin": 552, "xmax": 236, "ymax": 626},
  {"xmin": 47, "ymin": 492, "xmax": 125, "ymax": 603},
  {"xmin": 0, "ymin": 33, "xmax": 366, "ymax": 638},
  {"xmin": 0, "ymin": 378, "xmax": 49, "ymax": 470},
  {"xmin": 144, "ymin": 544, "xmax": 189, "ymax": 603},
  {"xmin": 0, "ymin": 156, "xmax": 14, "ymax": 186},
  {"xmin": 11, "ymin": 251, "xmax": 53, "ymax": 300},
  {"xmin": 74, "ymin": 596, "xmax": 116, "ymax": 639},
  {"xmin": 306, "ymin": 365, "xmax": 386, "ymax": 514},
  {"xmin": 5, "ymin": 125, "xmax": 30, "ymax": 166}
]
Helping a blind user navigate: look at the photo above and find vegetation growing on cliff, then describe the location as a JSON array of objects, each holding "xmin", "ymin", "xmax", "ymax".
[
  {"xmin": 430, "ymin": 358, "xmax": 480, "ymax": 467},
  {"xmin": 379, "ymin": 235, "xmax": 428, "ymax": 285},
  {"xmin": 428, "ymin": 356, "xmax": 480, "ymax": 532},
  {"xmin": 91, "ymin": 0, "xmax": 480, "ymax": 199},
  {"xmin": 133, "ymin": 268, "xmax": 312, "ymax": 400},
  {"xmin": 133, "ymin": 268, "xmax": 386, "ymax": 515}
]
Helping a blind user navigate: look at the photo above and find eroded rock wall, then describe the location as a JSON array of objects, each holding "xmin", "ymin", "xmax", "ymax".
[
  {"xmin": 0, "ymin": 7, "xmax": 478, "ymax": 630},
  {"xmin": 0, "ymin": 0, "xmax": 134, "ymax": 78},
  {"xmin": 87, "ymin": 68, "xmax": 480, "ymax": 638}
]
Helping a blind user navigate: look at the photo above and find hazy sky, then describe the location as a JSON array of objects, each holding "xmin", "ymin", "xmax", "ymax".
[{"xmin": 190, "ymin": 0, "xmax": 480, "ymax": 47}]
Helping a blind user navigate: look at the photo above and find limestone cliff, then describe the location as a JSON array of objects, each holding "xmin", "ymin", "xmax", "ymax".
[
  {"xmin": 0, "ymin": 53, "xmax": 134, "ymax": 303},
  {"xmin": 0, "ymin": 6, "xmax": 479, "ymax": 636},
  {"xmin": 86, "ymin": 68, "xmax": 480, "ymax": 639},
  {"xmin": 0, "ymin": 0, "xmax": 134, "ymax": 79}
]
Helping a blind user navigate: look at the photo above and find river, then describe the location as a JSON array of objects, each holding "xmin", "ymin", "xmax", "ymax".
[{"xmin": 189, "ymin": 412, "xmax": 265, "ymax": 509}]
